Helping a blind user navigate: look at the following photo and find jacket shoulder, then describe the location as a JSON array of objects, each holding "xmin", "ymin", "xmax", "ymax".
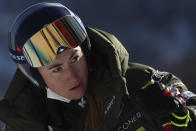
[
  {"xmin": 0, "ymin": 69, "xmax": 47, "ymax": 130},
  {"xmin": 4, "ymin": 69, "xmax": 29, "ymax": 101}
]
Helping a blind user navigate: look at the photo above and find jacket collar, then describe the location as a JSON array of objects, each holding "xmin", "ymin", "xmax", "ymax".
[{"xmin": 46, "ymin": 88, "xmax": 71, "ymax": 103}]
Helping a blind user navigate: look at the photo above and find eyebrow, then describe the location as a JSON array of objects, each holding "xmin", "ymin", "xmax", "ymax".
[
  {"xmin": 48, "ymin": 63, "xmax": 62, "ymax": 70},
  {"xmin": 48, "ymin": 50, "xmax": 78, "ymax": 70}
]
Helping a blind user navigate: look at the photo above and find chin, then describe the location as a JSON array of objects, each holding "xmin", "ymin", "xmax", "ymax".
[
  {"xmin": 72, "ymin": 89, "xmax": 86, "ymax": 100},
  {"xmin": 72, "ymin": 92, "xmax": 85, "ymax": 100}
]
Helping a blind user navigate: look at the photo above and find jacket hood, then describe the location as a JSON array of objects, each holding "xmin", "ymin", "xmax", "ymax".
[{"xmin": 86, "ymin": 27, "xmax": 129, "ymax": 78}]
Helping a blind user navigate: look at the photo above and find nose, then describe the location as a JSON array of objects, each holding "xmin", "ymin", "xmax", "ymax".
[{"xmin": 64, "ymin": 65, "xmax": 79, "ymax": 82}]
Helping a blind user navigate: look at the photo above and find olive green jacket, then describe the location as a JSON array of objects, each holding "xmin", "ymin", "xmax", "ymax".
[{"xmin": 0, "ymin": 27, "xmax": 196, "ymax": 131}]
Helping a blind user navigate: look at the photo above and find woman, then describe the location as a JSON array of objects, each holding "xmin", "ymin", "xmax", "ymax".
[{"xmin": 0, "ymin": 2, "xmax": 196, "ymax": 131}]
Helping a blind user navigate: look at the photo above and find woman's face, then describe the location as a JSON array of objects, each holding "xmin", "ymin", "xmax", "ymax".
[{"xmin": 38, "ymin": 46, "xmax": 88, "ymax": 100}]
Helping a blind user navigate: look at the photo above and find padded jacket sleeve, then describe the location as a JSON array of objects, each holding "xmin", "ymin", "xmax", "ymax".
[{"xmin": 125, "ymin": 62, "xmax": 196, "ymax": 131}]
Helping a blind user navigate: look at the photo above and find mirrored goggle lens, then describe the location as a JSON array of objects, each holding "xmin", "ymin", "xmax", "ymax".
[{"xmin": 23, "ymin": 15, "xmax": 87, "ymax": 67}]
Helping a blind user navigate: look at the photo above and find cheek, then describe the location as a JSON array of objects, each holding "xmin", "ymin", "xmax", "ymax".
[
  {"xmin": 44, "ymin": 76, "xmax": 70, "ymax": 97},
  {"xmin": 44, "ymin": 76, "xmax": 58, "ymax": 87},
  {"xmin": 42, "ymin": 72, "xmax": 68, "ymax": 90}
]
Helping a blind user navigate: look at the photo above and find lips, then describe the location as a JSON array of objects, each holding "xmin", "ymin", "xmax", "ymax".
[{"xmin": 70, "ymin": 83, "xmax": 82, "ymax": 91}]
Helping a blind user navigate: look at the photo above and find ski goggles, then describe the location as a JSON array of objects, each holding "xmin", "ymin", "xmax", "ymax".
[{"xmin": 22, "ymin": 15, "xmax": 87, "ymax": 68}]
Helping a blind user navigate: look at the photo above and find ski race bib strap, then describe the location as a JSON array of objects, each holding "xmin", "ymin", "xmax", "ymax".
[{"xmin": 23, "ymin": 15, "xmax": 87, "ymax": 67}]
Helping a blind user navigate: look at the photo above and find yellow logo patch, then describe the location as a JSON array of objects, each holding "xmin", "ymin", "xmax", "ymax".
[{"xmin": 136, "ymin": 126, "xmax": 146, "ymax": 131}]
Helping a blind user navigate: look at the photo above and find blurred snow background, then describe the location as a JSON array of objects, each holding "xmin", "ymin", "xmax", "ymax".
[{"xmin": 0, "ymin": 0, "xmax": 196, "ymax": 100}]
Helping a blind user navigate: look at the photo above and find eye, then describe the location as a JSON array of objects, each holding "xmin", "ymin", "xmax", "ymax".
[
  {"xmin": 71, "ymin": 56, "xmax": 79, "ymax": 63},
  {"xmin": 52, "ymin": 66, "xmax": 62, "ymax": 73}
]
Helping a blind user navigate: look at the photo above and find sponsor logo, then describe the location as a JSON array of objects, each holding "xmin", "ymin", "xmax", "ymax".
[
  {"xmin": 104, "ymin": 96, "xmax": 116, "ymax": 115},
  {"xmin": 78, "ymin": 97, "xmax": 87, "ymax": 108},
  {"xmin": 16, "ymin": 45, "xmax": 22, "ymax": 52},
  {"xmin": 56, "ymin": 46, "xmax": 69, "ymax": 55},
  {"xmin": 136, "ymin": 126, "xmax": 146, "ymax": 131},
  {"xmin": 9, "ymin": 53, "xmax": 25, "ymax": 61},
  {"xmin": 117, "ymin": 112, "xmax": 142, "ymax": 131},
  {"xmin": 151, "ymin": 70, "xmax": 167, "ymax": 82}
]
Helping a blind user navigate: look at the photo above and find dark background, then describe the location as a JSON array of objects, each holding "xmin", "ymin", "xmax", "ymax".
[{"xmin": 0, "ymin": 0, "xmax": 196, "ymax": 100}]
